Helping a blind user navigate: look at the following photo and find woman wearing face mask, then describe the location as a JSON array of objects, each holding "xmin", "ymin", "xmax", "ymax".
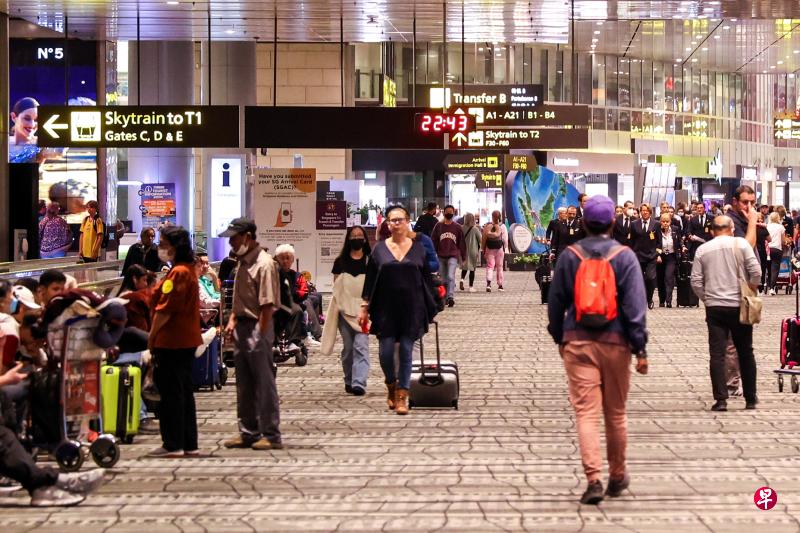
[
  {"xmin": 147, "ymin": 226, "xmax": 203, "ymax": 458},
  {"xmin": 321, "ymin": 227, "xmax": 372, "ymax": 396},
  {"xmin": 359, "ymin": 206, "xmax": 438, "ymax": 415},
  {"xmin": 459, "ymin": 213, "xmax": 482, "ymax": 293}
]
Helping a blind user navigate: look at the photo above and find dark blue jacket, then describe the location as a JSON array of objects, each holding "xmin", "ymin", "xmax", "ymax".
[
  {"xmin": 547, "ymin": 235, "xmax": 648, "ymax": 352},
  {"xmin": 416, "ymin": 233, "xmax": 440, "ymax": 272}
]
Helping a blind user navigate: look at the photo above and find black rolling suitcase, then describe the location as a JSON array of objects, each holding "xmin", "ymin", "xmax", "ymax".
[
  {"xmin": 676, "ymin": 260, "xmax": 699, "ymax": 307},
  {"xmin": 409, "ymin": 321, "xmax": 459, "ymax": 410},
  {"xmin": 535, "ymin": 260, "xmax": 552, "ymax": 305}
]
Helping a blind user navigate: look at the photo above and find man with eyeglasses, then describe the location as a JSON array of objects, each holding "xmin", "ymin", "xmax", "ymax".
[{"xmin": 722, "ymin": 185, "xmax": 759, "ymax": 399}]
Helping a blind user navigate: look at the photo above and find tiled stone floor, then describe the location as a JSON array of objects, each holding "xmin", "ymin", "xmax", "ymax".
[{"xmin": 1, "ymin": 270, "xmax": 799, "ymax": 532}]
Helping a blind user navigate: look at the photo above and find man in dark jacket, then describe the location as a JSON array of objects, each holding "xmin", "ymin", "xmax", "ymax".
[
  {"xmin": 686, "ymin": 203, "xmax": 713, "ymax": 260},
  {"xmin": 612, "ymin": 201, "xmax": 636, "ymax": 246},
  {"xmin": 431, "ymin": 205, "xmax": 466, "ymax": 307},
  {"xmin": 413, "ymin": 202, "xmax": 439, "ymax": 237},
  {"xmin": 547, "ymin": 194, "xmax": 648, "ymax": 506},
  {"xmin": 631, "ymin": 203, "xmax": 660, "ymax": 308},
  {"xmin": 551, "ymin": 206, "xmax": 584, "ymax": 261},
  {"xmin": 121, "ymin": 227, "xmax": 164, "ymax": 274}
]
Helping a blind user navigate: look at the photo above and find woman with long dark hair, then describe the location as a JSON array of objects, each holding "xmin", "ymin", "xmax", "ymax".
[
  {"xmin": 321, "ymin": 226, "xmax": 372, "ymax": 395},
  {"xmin": 359, "ymin": 206, "xmax": 437, "ymax": 415},
  {"xmin": 146, "ymin": 226, "xmax": 202, "ymax": 457}
]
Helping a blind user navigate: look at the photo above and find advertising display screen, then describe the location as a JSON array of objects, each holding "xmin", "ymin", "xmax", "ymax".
[{"xmin": 10, "ymin": 38, "xmax": 98, "ymax": 224}]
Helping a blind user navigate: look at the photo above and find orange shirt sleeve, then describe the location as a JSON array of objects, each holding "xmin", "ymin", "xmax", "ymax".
[{"xmin": 154, "ymin": 266, "xmax": 193, "ymax": 314}]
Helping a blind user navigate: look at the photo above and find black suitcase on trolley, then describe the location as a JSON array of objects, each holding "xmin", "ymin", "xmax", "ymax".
[
  {"xmin": 676, "ymin": 260, "xmax": 699, "ymax": 307},
  {"xmin": 409, "ymin": 321, "xmax": 459, "ymax": 410}
]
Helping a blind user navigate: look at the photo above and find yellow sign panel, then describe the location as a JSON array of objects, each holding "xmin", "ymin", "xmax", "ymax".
[{"xmin": 382, "ymin": 76, "xmax": 397, "ymax": 108}]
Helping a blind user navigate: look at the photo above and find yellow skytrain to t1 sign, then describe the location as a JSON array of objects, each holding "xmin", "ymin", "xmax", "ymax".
[{"xmin": 37, "ymin": 105, "xmax": 240, "ymax": 148}]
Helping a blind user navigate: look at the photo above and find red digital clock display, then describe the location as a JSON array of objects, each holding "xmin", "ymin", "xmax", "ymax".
[{"xmin": 415, "ymin": 113, "xmax": 473, "ymax": 134}]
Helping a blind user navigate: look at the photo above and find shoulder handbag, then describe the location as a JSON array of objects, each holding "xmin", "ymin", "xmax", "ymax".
[{"xmin": 733, "ymin": 243, "xmax": 762, "ymax": 325}]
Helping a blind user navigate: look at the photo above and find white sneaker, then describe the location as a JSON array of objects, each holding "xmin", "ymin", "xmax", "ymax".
[
  {"xmin": 498, "ymin": 286, "xmax": 505, "ymax": 292},
  {"xmin": 468, "ymin": 287, "xmax": 476, "ymax": 293},
  {"xmin": 770, "ymin": 289, "xmax": 776, "ymax": 296},
  {"xmin": 306, "ymin": 335, "xmax": 321, "ymax": 347},
  {"xmin": 288, "ymin": 343, "xmax": 301, "ymax": 353},
  {"xmin": 30, "ymin": 485, "xmax": 85, "ymax": 507},
  {"xmin": 0, "ymin": 476, "xmax": 22, "ymax": 493},
  {"xmin": 56, "ymin": 469, "xmax": 106, "ymax": 494}
]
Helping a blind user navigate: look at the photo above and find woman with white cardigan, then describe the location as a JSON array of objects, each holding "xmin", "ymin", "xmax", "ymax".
[{"xmin": 321, "ymin": 226, "xmax": 372, "ymax": 395}]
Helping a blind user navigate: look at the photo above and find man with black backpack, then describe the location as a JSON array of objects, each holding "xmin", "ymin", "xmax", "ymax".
[{"xmin": 547, "ymin": 195, "xmax": 649, "ymax": 506}]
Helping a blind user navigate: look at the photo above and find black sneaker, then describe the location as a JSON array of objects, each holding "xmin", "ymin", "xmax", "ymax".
[
  {"xmin": 447, "ymin": 298, "xmax": 455, "ymax": 308},
  {"xmin": 605, "ymin": 472, "xmax": 630, "ymax": 497},
  {"xmin": 648, "ymin": 301, "xmax": 655, "ymax": 310},
  {"xmin": 580, "ymin": 480, "xmax": 604, "ymax": 505},
  {"xmin": 711, "ymin": 400, "xmax": 727, "ymax": 412},
  {"xmin": 351, "ymin": 386, "xmax": 365, "ymax": 396},
  {"xmin": 345, "ymin": 385, "xmax": 353, "ymax": 394},
  {"xmin": 745, "ymin": 397, "xmax": 759, "ymax": 410}
]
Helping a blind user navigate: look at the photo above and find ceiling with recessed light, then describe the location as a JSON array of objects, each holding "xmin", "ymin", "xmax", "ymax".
[{"xmin": 4, "ymin": 1, "xmax": 800, "ymax": 73}]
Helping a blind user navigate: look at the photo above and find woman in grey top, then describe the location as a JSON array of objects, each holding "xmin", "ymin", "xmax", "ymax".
[{"xmin": 459, "ymin": 213, "xmax": 482, "ymax": 293}]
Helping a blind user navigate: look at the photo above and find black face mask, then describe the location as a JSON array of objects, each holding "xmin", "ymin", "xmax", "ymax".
[
  {"xmin": 444, "ymin": 213, "xmax": 455, "ymax": 220},
  {"xmin": 349, "ymin": 239, "xmax": 365, "ymax": 251}
]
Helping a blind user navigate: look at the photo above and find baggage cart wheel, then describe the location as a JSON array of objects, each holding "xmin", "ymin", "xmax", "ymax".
[
  {"xmin": 792, "ymin": 375, "xmax": 800, "ymax": 394},
  {"xmin": 219, "ymin": 366, "xmax": 228, "ymax": 387},
  {"xmin": 778, "ymin": 375, "xmax": 785, "ymax": 392},
  {"xmin": 90, "ymin": 436, "xmax": 120, "ymax": 468},
  {"xmin": 295, "ymin": 350, "xmax": 308, "ymax": 367},
  {"xmin": 452, "ymin": 400, "xmax": 459, "ymax": 410},
  {"xmin": 55, "ymin": 440, "xmax": 84, "ymax": 472}
]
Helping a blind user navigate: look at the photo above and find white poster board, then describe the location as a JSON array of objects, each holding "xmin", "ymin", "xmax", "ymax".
[{"xmin": 253, "ymin": 168, "xmax": 318, "ymax": 282}]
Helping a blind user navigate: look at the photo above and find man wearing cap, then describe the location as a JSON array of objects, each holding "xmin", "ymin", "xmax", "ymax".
[
  {"xmin": 219, "ymin": 218, "xmax": 283, "ymax": 450},
  {"xmin": 547, "ymin": 195, "xmax": 649, "ymax": 505}
]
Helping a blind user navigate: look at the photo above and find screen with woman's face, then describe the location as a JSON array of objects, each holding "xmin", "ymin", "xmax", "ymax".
[{"xmin": 10, "ymin": 38, "xmax": 99, "ymax": 223}]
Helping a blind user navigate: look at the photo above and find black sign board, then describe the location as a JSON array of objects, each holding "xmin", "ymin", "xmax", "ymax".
[
  {"xmin": 504, "ymin": 155, "xmax": 536, "ymax": 171},
  {"xmin": 37, "ymin": 105, "xmax": 240, "ymax": 148},
  {"xmin": 415, "ymin": 84, "xmax": 544, "ymax": 109},
  {"xmin": 456, "ymin": 104, "xmax": 590, "ymax": 128},
  {"xmin": 476, "ymin": 172, "xmax": 504, "ymax": 189},
  {"xmin": 245, "ymin": 107, "xmax": 445, "ymax": 149},
  {"xmin": 450, "ymin": 128, "xmax": 588, "ymax": 150},
  {"xmin": 444, "ymin": 154, "xmax": 502, "ymax": 173}
]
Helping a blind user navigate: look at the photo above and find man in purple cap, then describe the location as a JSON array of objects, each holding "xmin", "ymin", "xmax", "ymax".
[{"xmin": 547, "ymin": 194, "xmax": 649, "ymax": 505}]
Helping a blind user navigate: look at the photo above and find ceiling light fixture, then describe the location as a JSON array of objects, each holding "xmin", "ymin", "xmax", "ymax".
[
  {"xmin": 691, "ymin": 58, "xmax": 698, "ymax": 62},
  {"xmin": 166, "ymin": 0, "xmax": 179, "ymax": 4},
  {"xmin": 795, "ymin": 50, "xmax": 800, "ymax": 54},
  {"xmin": 702, "ymin": 47, "xmax": 708, "ymax": 51},
  {"xmin": 778, "ymin": 60, "xmax": 784, "ymax": 65},
  {"xmin": 770, "ymin": 65, "xmax": 776, "ymax": 69},
  {"xmin": 713, "ymin": 35, "xmax": 720, "ymax": 39},
  {"xmin": 685, "ymin": 47, "xmax": 691, "ymax": 51},
  {"xmin": 596, "ymin": 21, "xmax": 603, "ymax": 26},
  {"xmin": 592, "ymin": 38, "xmax": 598, "ymax": 42},
  {"xmin": 722, "ymin": 25, "xmax": 730, "ymax": 30}
]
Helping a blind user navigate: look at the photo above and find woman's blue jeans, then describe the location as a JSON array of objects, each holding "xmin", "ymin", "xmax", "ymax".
[{"xmin": 378, "ymin": 336, "xmax": 414, "ymax": 390}]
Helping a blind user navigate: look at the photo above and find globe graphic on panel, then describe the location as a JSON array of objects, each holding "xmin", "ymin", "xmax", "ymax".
[{"xmin": 506, "ymin": 165, "xmax": 579, "ymax": 254}]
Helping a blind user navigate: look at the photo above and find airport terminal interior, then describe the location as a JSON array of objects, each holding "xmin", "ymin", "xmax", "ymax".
[{"xmin": 0, "ymin": 0, "xmax": 798, "ymax": 531}]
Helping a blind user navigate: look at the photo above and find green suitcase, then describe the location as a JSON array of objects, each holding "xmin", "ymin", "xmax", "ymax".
[{"xmin": 101, "ymin": 365, "xmax": 141, "ymax": 444}]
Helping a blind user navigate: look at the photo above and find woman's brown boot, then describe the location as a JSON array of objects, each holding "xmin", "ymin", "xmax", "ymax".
[
  {"xmin": 386, "ymin": 382, "xmax": 396, "ymax": 410},
  {"xmin": 395, "ymin": 388, "xmax": 409, "ymax": 415}
]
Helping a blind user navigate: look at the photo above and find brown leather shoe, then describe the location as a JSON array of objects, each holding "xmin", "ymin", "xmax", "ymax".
[
  {"xmin": 223, "ymin": 435, "xmax": 254, "ymax": 449},
  {"xmin": 251, "ymin": 437, "xmax": 284, "ymax": 451},
  {"xmin": 386, "ymin": 382, "xmax": 396, "ymax": 410},
  {"xmin": 395, "ymin": 388, "xmax": 409, "ymax": 415}
]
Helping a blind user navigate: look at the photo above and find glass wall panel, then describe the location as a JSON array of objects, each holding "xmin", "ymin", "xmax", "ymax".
[
  {"xmin": 630, "ymin": 59, "xmax": 642, "ymax": 108},
  {"xmin": 643, "ymin": 60, "xmax": 654, "ymax": 109},
  {"xmin": 578, "ymin": 53, "xmax": 592, "ymax": 104},
  {"xmin": 701, "ymin": 70, "xmax": 709, "ymax": 115},
  {"xmin": 618, "ymin": 58, "xmax": 630, "ymax": 108},
  {"xmin": 606, "ymin": 55, "xmax": 618, "ymax": 107},
  {"xmin": 593, "ymin": 54, "xmax": 605, "ymax": 106},
  {"xmin": 664, "ymin": 64, "xmax": 675, "ymax": 111}
]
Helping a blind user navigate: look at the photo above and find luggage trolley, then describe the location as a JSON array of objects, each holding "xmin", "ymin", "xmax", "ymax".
[
  {"xmin": 43, "ymin": 316, "xmax": 121, "ymax": 471},
  {"xmin": 774, "ymin": 255, "xmax": 796, "ymax": 295},
  {"xmin": 775, "ymin": 257, "xmax": 800, "ymax": 393},
  {"xmin": 220, "ymin": 279, "xmax": 235, "ymax": 370}
]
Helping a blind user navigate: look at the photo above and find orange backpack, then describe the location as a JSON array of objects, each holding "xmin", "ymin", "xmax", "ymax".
[{"xmin": 568, "ymin": 243, "xmax": 625, "ymax": 328}]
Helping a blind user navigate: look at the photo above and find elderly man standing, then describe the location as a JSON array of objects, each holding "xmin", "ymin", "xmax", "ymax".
[
  {"xmin": 219, "ymin": 218, "xmax": 283, "ymax": 450},
  {"xmin": 691, "ymin": 215, "xmax": 761, "ymax": 412}
]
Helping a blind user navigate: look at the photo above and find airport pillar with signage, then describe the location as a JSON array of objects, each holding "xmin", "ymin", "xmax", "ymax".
[{"xmin": 127, "ymin": 41, "xmax": 195, "ymax": 233}]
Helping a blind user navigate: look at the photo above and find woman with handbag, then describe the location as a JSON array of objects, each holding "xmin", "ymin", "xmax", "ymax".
[
  {"xmin": 766, "ymin": 212, "xmax": 786, "ymax": 295},
  {"xmin": 459, "ymin": 213, "xmax": 482, "ymax": 293},
  {"xmin": 482, "ymin": 210, "xmax": 508, "ymax": 292}
]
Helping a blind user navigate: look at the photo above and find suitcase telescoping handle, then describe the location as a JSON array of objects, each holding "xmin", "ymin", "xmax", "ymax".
[{"xmin": 418, "ymin": 321, "xmax": 443, "ymax": 385}]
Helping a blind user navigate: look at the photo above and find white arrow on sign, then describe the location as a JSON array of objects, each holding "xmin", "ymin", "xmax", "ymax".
[
  {"xmin": 43, "ymin": 114, "xmax": 68, "ymax": 139},
  {"xmin": 452, "ymin": 132, "xmax": 468, "ymax": 146}
]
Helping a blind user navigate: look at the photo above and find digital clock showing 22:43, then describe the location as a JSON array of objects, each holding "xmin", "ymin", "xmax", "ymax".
[{"xmin": 415, "ymin": 113, "xmax": 474, "ymax": 134}]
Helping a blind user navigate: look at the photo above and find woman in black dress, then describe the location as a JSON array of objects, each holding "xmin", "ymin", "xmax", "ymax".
[{"xmin": 359, "ymin": 205, "xmax": 437, "ymax": 415}]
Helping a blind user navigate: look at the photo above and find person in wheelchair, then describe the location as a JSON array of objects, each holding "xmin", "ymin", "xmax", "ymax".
[{"xmin": 273, "ymin": 245, "xmax": 309, "ymax": 354}]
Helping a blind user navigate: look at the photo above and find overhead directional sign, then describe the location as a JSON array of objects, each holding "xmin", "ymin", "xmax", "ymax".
[
  {"xmin": 415, "ymin": 84, "xmax": 544, "ymax": 109},
  {"xmin": 450, "ymin": 128, "xmax": 589, "ymax": 150},
  {"xmin": 37, "ymin": 105, "xmax": 240, "ymax": 148},
  {"xmin": 245, "ymin": 107, "xmax": 446, "ymax": 149},
  {"xmin": 448, "ymin": 104, "xmax": 590, "ymax": 128}
]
